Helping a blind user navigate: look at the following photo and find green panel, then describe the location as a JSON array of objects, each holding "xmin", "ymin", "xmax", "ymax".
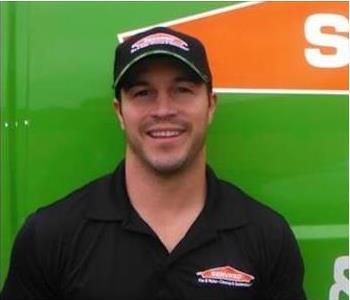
[
  {"xmin": 0, "ymin": 2, "xmax": 348, "ymax": 300},
  {"xmin": 300, "ymin": 238, "xmax": 348, "ymax": 300},
  {"xmin": 208, "ymin": 94, "xmax": 348, "ymax": 225}
]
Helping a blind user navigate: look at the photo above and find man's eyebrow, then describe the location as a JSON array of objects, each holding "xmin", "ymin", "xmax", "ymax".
[
  {"xmin": 123, "ymin": 80, "xmax": 150, "ymax": 91},
  {"xmin": 122, "ymin": 76, "xmax": 202, "ymax": 91}
]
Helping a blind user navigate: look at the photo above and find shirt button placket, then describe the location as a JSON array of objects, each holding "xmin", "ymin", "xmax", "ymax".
[{"xmin": 154, "ymin": 262, "xmax": 177, "ymax": 300}]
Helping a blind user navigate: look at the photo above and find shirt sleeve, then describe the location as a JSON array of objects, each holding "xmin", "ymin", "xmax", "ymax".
[
  {"xmin": 267, "ymin": 219, "xmax": 308, "ymax": 300},
  {"xmin": 1, "ymin": 214, "xmax": 58, "ymax": 300}
]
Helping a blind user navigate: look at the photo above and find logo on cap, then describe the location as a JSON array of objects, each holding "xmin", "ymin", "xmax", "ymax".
[
  {"xmin": 131, "ymin": 33, "xmax": 189, "ymax": 54},
  {"xmin": 196, "ymin": 266, "xmax": 255, "ymax": 287}
]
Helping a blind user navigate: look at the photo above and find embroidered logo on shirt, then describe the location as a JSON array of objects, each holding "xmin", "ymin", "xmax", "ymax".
[
  {"xmin": 131, "ymin": 33, "xmax": 189, "ymax": 54},
  {"xmin": 196, "ymin": 266, "xmax": 255, "ymax": 287}
]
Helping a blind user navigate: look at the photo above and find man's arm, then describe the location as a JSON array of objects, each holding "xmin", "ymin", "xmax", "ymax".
[
  {"xmin": 1, "ymin": 214, "xmax": 58, "ymax": 300},
  {"xmin": 267, "ymin": 219, "xmax": 307, "ymax": 300}
]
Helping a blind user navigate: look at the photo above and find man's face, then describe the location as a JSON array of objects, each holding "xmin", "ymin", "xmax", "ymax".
[{"xmin": 114, "ymin": 56, "xmax": 217, "ymax": 175}]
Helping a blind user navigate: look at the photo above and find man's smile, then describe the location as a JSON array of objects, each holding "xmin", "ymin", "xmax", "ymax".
[{"xmin": 146, "ymin": 127, "xmax": 186, "ymax": 139}]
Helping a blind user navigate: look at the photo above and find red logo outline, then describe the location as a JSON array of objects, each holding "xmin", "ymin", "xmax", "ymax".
[{"xmin": 196, "ymin": 266, "xmax": 255, "ymax": 287}]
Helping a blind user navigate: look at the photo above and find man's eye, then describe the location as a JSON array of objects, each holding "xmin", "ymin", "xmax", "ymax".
[
  {"xmin": 134, "ymin": 90, "xmax": 150, "ymax": 98},
  {"xmin": 176, "ymin": 86, "xmax": 193, "ymax": 94}
]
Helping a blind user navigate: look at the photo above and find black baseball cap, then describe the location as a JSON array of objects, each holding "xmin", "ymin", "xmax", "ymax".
[{"xmin": 113, "ymin": 27, "xmax": 212, "ymax": 98}]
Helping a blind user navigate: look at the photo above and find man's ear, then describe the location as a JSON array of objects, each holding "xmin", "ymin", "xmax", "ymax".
[
  {"xmin": 208, "ymin": 92, "xmax": 218, "ymax": 125},
  {"xmin": 113, "ymin": 99, "xmax": 125, "ymax": 130}
]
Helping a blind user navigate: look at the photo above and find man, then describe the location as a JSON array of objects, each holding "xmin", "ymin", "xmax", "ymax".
[{"xmin": 1, "ymin": 27, "xmax": 307, "ymax": 300}]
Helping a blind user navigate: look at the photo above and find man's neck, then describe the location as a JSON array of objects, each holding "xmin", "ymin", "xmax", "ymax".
[{"xmin": 124, "ymin": 153, "xmax": 207, "ymax": 220}]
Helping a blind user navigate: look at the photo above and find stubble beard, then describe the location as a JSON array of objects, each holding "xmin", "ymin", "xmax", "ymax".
[{"xmin": 125, "ymin": 125, "xmax": 208, "ymax": 176}]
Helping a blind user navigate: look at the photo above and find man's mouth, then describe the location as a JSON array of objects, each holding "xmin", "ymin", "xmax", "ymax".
[{"xmin": 146, "ymin": 129, "xmax": 185, "ymax": 139}]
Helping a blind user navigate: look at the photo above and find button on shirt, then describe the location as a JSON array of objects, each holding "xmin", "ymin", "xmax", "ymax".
[{"xmin": 1, "ymin": 161, "xmax": 307, "ymax": 300}]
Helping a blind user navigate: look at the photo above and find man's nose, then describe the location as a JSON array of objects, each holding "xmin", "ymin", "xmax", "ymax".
[{"xmin": 150, "ymin": 91, "xmax": 178, "ymax": 119}]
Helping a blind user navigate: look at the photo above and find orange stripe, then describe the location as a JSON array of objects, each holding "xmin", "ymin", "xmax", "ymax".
[{"xmin": 171, "ymin": 2, "xmax": 348, "ymax": 90}]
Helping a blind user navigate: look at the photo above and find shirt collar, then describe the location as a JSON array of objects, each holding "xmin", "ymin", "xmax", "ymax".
[
  {"xmin": 84, "ymin": 160, "xmax": 128, "ymax": 221},
  {"xmin": 84, "ymin": 160, "xmax": 249, "ymax": 230},
  {"xmin": 204, "ymin": 165, "xmax": 249, "ymax": 230}
]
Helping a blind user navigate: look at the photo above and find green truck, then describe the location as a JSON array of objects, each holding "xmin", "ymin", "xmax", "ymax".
[{"xmin": 1, "ymin": 2, "xmax": 348, "ymax": 299}]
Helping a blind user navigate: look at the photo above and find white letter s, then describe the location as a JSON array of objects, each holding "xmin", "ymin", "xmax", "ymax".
[{"xmin": 305, "ymin": 13, "xmax": 349, "ymax": 68}]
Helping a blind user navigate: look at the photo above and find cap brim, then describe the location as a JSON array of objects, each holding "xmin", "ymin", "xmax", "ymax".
[{"xmin": 113, "ymin": 50, "xmax": 209, "ymax": 90}]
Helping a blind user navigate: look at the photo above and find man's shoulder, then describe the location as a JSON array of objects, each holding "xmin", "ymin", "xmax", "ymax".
[
  {"xmin": 216, "ymin": 177, "xmax": 296, "ymax": 258},
  {"xmin": 217, "ymin": 178, "xmax": 289, "ymax": 230},
  {"xmin": 27, "ymin": 172, "xmax": 114, "ymax": 236}
]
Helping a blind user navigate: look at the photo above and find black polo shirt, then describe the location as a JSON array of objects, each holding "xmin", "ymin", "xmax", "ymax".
[{"xmin": 1, "ymin": 161, "xmax": 306, "ymax": 300}]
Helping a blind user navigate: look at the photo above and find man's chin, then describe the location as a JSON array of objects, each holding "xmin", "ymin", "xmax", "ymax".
[{"xmin": 145, "ymin": 156, "xmax": 189, "ymax": 175}]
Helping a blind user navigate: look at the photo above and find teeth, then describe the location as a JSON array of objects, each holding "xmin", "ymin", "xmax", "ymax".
[{"xmin": 149, "ymin": 130, "xmax": 181, "ymax": 138}]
